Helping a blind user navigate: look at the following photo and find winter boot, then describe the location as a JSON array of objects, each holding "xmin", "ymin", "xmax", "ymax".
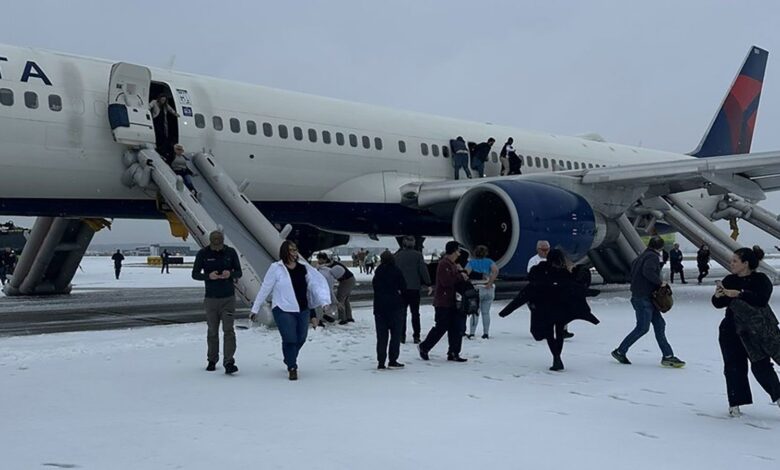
[
  {"xmin": 224, "ymin": 363, "xmax": 238, "ymax": 375},
  {"xmin": 550, "ymin": 356, "xmax": 564, "ymax": 371},
  {"xmin": 206, "ymin": 362, "xmax": 216, "ymax": 371}
]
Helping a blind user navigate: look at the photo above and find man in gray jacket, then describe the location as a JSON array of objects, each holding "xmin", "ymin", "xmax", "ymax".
[
  {"xmin": 612, "ymin": 236, "xmax": 685, "ymax": 367},
  {"xmin": 394, "ymin": 236, "xmax": 432, "ymax": 344}
]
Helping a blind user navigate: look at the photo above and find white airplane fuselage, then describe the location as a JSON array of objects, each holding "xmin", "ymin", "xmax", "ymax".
[{"xmin": 0, "ymin": 44, "xmax": 702, "ymax": 237}]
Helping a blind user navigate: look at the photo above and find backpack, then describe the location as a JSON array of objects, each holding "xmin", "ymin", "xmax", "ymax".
[{"xmin": 456, "ymin": 280, "xmax": 480, "ymax": 316}]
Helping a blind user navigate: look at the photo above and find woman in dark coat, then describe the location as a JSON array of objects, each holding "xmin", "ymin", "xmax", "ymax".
[
  {"xmin": 372, "ymin": 251, "xmax": 407, "ymax": 369},
  {"xmin": 712, "ymin": 246, "xmax": 780, "ymax": 417},
  {"xmin": 501, "ymin": 249, "xmax": 599, "ymax": 371},
  {"xmin": 697, "ymin": 244, "xmax": 710, "ymax": 284}
]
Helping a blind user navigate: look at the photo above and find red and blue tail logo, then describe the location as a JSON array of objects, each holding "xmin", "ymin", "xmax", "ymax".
[{"xmin": 690, "ymin": 46, "xmax": 768, "ymax": 158}]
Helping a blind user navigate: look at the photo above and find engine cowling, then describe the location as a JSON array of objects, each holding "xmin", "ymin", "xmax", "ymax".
[{"xmin": 452, "ymin": 180, "xmax": 604, "ymax": 276}]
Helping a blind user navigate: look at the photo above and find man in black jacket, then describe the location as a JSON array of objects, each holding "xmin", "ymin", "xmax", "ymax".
[
  {"xmin": 612, "ymin": 236, "xmax": 685, "ymax": 367},
  {"xmin": 192, "ymin": 231, "xmax": 243, "ymax": 374},
  {"xmin": 471, "ymin": 138, "xmax": 495, "ymax": 178},
  {"xmin": 111, "ymin": 249, "xmax": 125, "ymax": 280}
]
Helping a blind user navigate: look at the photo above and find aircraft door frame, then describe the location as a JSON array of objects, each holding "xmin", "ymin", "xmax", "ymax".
[{"xmin": 107, "ymin": 62, "xmax": 155, "ymax": 146}]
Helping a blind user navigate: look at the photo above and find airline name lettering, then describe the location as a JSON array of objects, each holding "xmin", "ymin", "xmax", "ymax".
[{"xmin": 0, "ymin": 57, "xmax": 53, "ymax": 86}]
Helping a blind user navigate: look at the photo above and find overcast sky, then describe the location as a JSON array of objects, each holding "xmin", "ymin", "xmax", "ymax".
[{"xmin": 2, "ymin": 0, "xmax": 780, "ymax": 251}]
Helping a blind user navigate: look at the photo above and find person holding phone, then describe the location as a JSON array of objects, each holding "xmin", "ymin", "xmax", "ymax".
[
  {"xmin": 712, "ymin": 246, "xmax": 780, "ymax": 416},
  {"xmin": 191, "ymin": 231, "xmax": 243, "ymax": 374}
]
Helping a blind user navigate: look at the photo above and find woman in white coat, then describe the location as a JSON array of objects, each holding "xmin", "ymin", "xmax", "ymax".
[{"xmin": 252, "ymin": 241, "xmax": 331, "ymax": 380}]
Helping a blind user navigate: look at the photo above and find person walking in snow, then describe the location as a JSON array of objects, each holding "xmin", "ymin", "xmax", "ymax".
[
  {"xmin": 712, "ymin": 246, "xmax": 780, "ymax": 417},
  {"xmin": 191, "ymin": 231, "xmax": 243, "ymax": 375},
  {"xmin": 111, "ymin": 249, "xmax": 125, "ymax": 280},
  {"xmin": 372, "ymin": 251, "xmax": 407, "ymax": 370},
  {"xmin": 612, "ymin": 236, "xmax": 685, "ymax": 368},
  {"xmin": 697, "ymin": 244, "xmax": 711, "ymax": 284},
  {"xmin": 252, "ymin": 241, "xmax": 330, "ymax": 381},
  {"xmin": 669, "ymin": 243, "xmax": 686, "ymax": 284}
]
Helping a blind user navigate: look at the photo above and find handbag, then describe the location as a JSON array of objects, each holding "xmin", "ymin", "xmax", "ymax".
[{"xmin": 652, "ymin": 284, "xmax": 674, "ymax": 313}]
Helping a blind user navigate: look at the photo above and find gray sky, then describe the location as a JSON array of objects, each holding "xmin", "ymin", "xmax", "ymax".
[{"xmin": 2, "ymin": 0, "xmax": 780, "ymax": 250}]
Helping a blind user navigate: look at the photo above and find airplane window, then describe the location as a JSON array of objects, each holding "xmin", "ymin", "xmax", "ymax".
[
  {"xmin": 362, "ymin": 135, "xmax": 370, "ymax": 149},
  {"xmin": 48, "ymin": 94, "xmax": 62, "ymax": 112},
  {"xmin": 559, "ymin": 159, "xmax": 565, "ymax": 169},
  {"xmin": 194, "ymin": 113, "xmax": 205, "ymax": 128},
  {"xmin": 421, "ymin": 143, "xmax": 429, "ymax": 156},
  {"xmin": 566, "ymin": 161, "xmax": 572, "ymax": 170},
  {"xmin": 322, "ymin": 130, "xmax": 331, "ymax": 144},
  {"xmin": 349, "ymin": 134, "xmax": 358, "ymax": 147},
  {"xmin": 263, "ymin": 122, "xmax": 273, "ymax": 137},
  {"xmin": 375, "ymin": 137, "xmax": 383, "ymax": 150},
  {"xmin": 246, "ymin": 120, "xmax": 257, "ymax": 135},
  {"xmin": 212, "ymin": 116, "xmax": 223, "ymax": 131},
  {"xmin": 230, "ymin": 118, "xmax": 240, "ymax": 133},
  {"xmin": 24, "ymin": 91, "xmax": 38, "ymax": 109},
  {"xmin": 0, "ymin": 88, "xmax": 13, "ymax": 106},
  {"xmin": 278, "ymin": 124, "xmax": 288, "ymax": 139},
  {"xmin": 432, "ymin": 144, "xmax": 440, "ymax": 157},
  {"xmin": 574, "ymin": 162, "xmax": 580, "ymax": 169},
  {"xmin": 442, "ymin": 145, "xmax": 449, "ymax": 158},
  {"xmin": 491, "ymin": 151, "xmax": 497, "ymax": 163},
  {"xmin": 543, "ymin": 158, "xmax": 549, "ymax": 169},
  {"xmin": 336, "ymin": 132, "xmax": 345, "ymax": 146},
  {"xmin": 534, "ymin": 156, "xmax": 541, "ymax": 167},
  {"xmin": 308, "ymin": 128, "xmax": 317, "ymax": 142},
  {"xmin": 588, "ymin": 163, "xmax": 594, "ymax": 169},
  {"xmin": 398, "ymin": 140, "xmax": 406, "ymax": 153},
  {"xmin": 293, "ymin": 126, "xmax": 303, "ymax": 141},
  {"xmin": 526, "ymin": 155, "xmax": 533, "ymax": 167}
]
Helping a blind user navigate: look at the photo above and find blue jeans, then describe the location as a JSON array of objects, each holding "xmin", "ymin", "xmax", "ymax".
[
  {"xmin": 618, "ymin": 297, "xmax": 674, "ymax": 357},
  {"xmin": 471, "ymin": 160, "xmax": 485, "ymax": 178},
  {"xmin": 469, "ymin": 286, "xmax": 494, "ymax": 335},
  {"xmin": 453, "ymin": 154, "xmax": 471, "ymax": 180},
  {"xmin": 272, "ymin": 307, "xmax": 310, "ymax": 370}
]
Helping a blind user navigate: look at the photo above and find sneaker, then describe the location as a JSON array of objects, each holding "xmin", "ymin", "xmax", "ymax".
[
  {"xmin": 388, "ymin": 361, "xmax": 405, "ymax": 368},
  {"xmin": 338, "ymin": 320, "xmax": 349, "ymax": 325},
  {"xmin": 413, "ymin": 337, "xmax": 421, "ymax": 344},
  {"xmin": 288, "ymin": 369, "xmax": 298, "ymax": 381},
  {"xmin": 418, "ymin": 345, "xmax": 429, "ymax": 361},
  {"xmin": 661, "ymin": 355, "xmax": 686, "ymax": 368},
  {"xmin": 447, "ymin": 354, "xmax": 468, "ymax": 363},
  {"xmin": 481, "ymin": 334, "xmax": 489, "ymax": 339},
  {"xmin": 377, "ymin": 363, "xmax": 386, "ymax": 370},
  {"xmin": 206, "ymin": 361, "xmax": 216, "ymax": 371},
  {"xmin": 549, "ymin": 356, "xmax": 564, "ymax": 371},
  {"xmin": 563, "ymin": 331, "xmax": 574, "ymax": 339},
  {"xmin": 466, "ymin": 334, "xmax": 475, "ymax": 340},
  {"xmin": 728, "ymin": 406, "xmax": 742, "ymax": 417},
  {"xmin": 224, "ymin": 363, "xmax": 238, "ymax": 375},
  {"xmin": 611, "ymin": 349, "xmax": 631, "ymax": 365}
]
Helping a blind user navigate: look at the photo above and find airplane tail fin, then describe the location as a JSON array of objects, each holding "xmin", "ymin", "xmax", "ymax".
[{"xmin": 689, "ymin": 46, "xmax": 768, "ymax": 158}]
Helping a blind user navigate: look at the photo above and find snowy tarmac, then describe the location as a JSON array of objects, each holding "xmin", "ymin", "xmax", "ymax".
[{"xmin": 2, "ymin": 258, "xmax": 780, "ymax": 468}]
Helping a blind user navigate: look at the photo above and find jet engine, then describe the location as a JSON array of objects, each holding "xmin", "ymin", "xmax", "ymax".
[{"xmin": 452, "ymin": 181, "xmax": 606, "ymax": 276}]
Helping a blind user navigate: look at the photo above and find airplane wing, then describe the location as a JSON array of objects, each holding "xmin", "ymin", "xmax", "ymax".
[{"xmin": 402, "ymin": 150, "xmax": 780, "ymax": 209}]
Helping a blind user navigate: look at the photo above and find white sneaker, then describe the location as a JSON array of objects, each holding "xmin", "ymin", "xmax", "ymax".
[{"xmin": 728, "ymin": 406, "xmax": 742, "ymax": 417}]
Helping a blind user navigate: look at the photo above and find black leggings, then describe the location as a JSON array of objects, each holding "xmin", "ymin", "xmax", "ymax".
[{"xmin": 546, "ymin": 323, "xmax": 566, "ymax": 359}]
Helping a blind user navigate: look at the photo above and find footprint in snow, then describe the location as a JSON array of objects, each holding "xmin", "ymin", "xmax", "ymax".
[
  {"xmin": 482, "ymin": 375, "xmax": 503, "ymax": 381},
  {"xmin": 634, "ymin": 431, "xmax": 659, "ymax": 439}
]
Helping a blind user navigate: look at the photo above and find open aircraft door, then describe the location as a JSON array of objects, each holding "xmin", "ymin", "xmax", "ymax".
[{"xmin": 107, "ymin": 62, "xmax": 155, "ymax": 146}]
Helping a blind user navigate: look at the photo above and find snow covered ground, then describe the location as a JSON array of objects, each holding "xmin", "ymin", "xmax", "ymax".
[{"xmin": 2, "ymin": 258, "xmax": 780, "ymax": 468}]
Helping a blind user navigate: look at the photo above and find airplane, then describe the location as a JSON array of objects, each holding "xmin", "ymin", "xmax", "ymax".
[{"xmin": 1, "ymin": 42, "xmax": 779, "ymax": 297}]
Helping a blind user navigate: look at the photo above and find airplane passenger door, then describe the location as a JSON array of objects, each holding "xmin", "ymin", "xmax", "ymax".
[{"xmin": 107, "ymin": 62, "xmax": 155, "ymax": 146}]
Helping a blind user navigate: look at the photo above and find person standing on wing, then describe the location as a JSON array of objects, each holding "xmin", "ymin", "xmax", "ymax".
[{"xmin": 612, "ymin": 236, "xmax": 685, "ymax": 368}]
